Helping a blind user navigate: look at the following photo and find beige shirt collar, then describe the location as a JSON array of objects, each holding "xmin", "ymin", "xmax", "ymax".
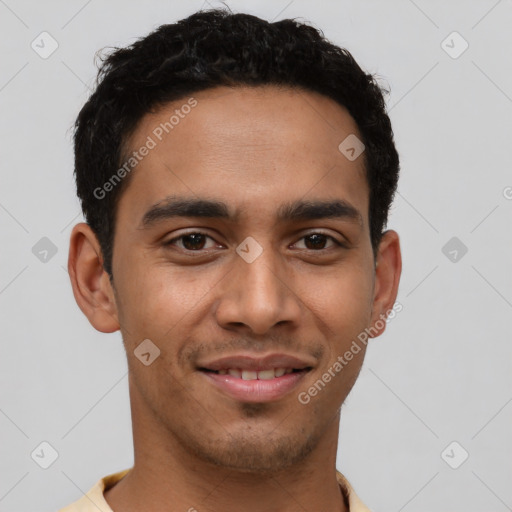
[{"xmin": 58, "ymin": 468, "xmax": 372, "ymax": 512}]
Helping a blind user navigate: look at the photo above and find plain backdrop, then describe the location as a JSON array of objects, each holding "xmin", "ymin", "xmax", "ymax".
[{"xmin": 1, "ymin": 1, "xmax": 511, "ymax": 511}]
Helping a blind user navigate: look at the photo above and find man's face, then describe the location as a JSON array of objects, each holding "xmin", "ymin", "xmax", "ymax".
[{"xmin": 99, "ymin": 85, "xmax": 393, "ymax": 472}]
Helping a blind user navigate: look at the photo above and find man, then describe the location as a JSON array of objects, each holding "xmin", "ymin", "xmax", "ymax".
[{"xmin": 60, "ymin": 7, "xmax": 401, "ymax": 512}]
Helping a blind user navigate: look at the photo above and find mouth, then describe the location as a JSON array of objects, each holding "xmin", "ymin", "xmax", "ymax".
[
  {"xmin": 196, "ymin": 353, "xmax": 315, "ymax": 402},
  {"xmin": 199, "ymin": 367, "xmax": 311, "ymax": 380},
  {"xmin": 198, "ymin": 365, "xmax": 313, "ymax": 403}
]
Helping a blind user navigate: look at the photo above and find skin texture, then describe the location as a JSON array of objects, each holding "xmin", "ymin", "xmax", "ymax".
[{"xmin": 68, "ymin": 85, "xmax": 402, "ymax": 512}]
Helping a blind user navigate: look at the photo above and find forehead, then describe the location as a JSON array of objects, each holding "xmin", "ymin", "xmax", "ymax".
[{"xmin": 117, "ymin": 85, "xmax": 369, "ymax": 228}]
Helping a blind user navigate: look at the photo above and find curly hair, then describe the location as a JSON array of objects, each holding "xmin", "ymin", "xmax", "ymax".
[{"xmin": 73, "ymin": 8, "xmax": 399, "ymax": 278}]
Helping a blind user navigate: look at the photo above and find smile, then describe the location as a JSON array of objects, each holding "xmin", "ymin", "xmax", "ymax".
[
  {"xmin": 199, "ymin": 367, "xmax": 311, "ymax": 402},
  {"xmin": 202, "ymin": 367, "xmax": 304, "ymax": 379}
]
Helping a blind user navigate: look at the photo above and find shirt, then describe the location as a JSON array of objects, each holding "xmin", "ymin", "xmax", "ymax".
[{"xmin": 57, "ymin": 468, "xmax": 371, "ymax": 512}]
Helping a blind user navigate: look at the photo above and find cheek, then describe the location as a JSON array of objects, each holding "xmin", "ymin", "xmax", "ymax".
[
  {"xmin": 300, "ymin": 263, "xmax": 374, "ymax": 384},
  {"xmin": 115, "ymin": 261, "xmax": 217, "ymax": 342},
  {"xmin": 301, "ymin": 264, "xmax": 374, "ymax": 328}
]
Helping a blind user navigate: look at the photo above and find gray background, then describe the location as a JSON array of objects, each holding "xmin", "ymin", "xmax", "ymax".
[{"xmin": 1, "ymin": 0, "xmax": 511, "ymax": 511}]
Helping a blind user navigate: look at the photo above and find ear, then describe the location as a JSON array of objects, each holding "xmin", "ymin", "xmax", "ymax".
[
  {"xmin": 368, "ymin": 229, "xmax": 402, "ymax": 338},
  {"xmin": 68, "ymin": 222, "xmax": 120, "ymax": 333}
]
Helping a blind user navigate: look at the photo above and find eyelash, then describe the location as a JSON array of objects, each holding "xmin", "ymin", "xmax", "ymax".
[{"xmin": 164, "ymin": 231, "xmax": 346, "ymax": 252}]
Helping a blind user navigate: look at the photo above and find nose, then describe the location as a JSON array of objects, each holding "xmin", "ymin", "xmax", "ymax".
[{"xmin": 214, "ymin": 247, "xmax": 303, "ymax": 336}]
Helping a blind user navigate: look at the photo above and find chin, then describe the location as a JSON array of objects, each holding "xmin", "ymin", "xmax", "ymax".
[{"xmin": 187, "ymin": 428, "xmax": 320, "ymax": 474}]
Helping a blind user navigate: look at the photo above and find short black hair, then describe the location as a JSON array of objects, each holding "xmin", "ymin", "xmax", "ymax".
[{"xmin": 73, "ymin": 8, "xmax": 399, "ymax": 278}]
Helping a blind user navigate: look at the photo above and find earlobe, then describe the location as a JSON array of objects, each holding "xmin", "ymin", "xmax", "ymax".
[
  {"xmin": 368, "ymin": 229, "xmax": 402, "ymax": 338},
  {"xmin": 68, "ymin": 223, "xmax": 120, "ymax": 333}
]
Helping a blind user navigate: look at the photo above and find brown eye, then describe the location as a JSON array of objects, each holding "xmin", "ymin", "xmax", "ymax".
[
  {"xmin": 305, "ymin": 234, "xmax": 328, "ymax": 250},
  {"xmin": 181, "ymin": 233, "xmax": 207, "ymax": 250},
  {"xmin": 295, "ymin": 233, "xmax": 342, "ymax": 251},
  {"xmin": 165, "ymin": 232, "xmax": 217, "ymax": 251}
]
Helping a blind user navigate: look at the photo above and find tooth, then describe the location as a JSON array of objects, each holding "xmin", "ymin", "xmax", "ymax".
[
  {"xmin": 222, "ymin": 368, "xmax": 293, "ymax": 379},
  {"xmin": 258, "ymin": 369, "xmax": 276, "ymax": 380}
]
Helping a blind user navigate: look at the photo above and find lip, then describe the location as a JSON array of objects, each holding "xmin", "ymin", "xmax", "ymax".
[
  {"xmin": 196, "ymin": 352, "xmax": 315, "ymax": 372},
  {"xmin": 200, "ymin": 368, "xmax": 310, "ymax": 403}
]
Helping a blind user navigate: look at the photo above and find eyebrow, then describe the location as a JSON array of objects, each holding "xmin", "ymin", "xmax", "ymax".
[{"xmin": 140, "ymin": 196, "xmax": 363, "ymax": 228}]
